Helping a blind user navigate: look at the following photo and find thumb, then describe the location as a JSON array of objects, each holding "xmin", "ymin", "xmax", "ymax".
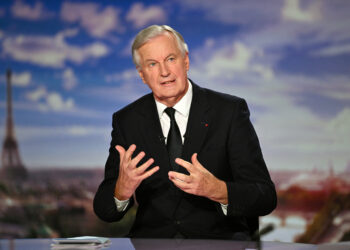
[{"xmin": 191, "ymin": 153, "xmax": 199, "ymax": 166}]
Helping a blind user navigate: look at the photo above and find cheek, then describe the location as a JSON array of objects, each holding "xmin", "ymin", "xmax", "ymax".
[
  {"xmin": 175, "ymin": 63, "xmax": 187, "ymax": 74},
  {"xmin": 143, "ymin": 71, "xmax": 156, "ymax": 82},
  {"xmin": 144, "ymin": 73, "xmax": 160, "ymax": 89}
]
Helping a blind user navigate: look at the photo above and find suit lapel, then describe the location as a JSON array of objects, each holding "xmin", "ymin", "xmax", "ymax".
[
  {"xmin": 181, "ymin": 82, "xmax": 211, "ymax": 173},
  {"xmin": 134, "ymin": 83, "xmax": 212, "ymax": 178},
  {"xmin": 136, "ymin": 83, "xmax": 212, "ymax": 215},
  {"xmin": 136, "ymin": 94, "xmax": 171, "ymax": 176},
  {"xmin": 172, "ymin": 82, "xmax": 212, "ymax": 215}
]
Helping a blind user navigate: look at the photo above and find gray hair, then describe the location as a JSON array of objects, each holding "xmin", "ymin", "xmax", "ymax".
[{"xmin": 131, "ymin": 25, "xmax": 189, "ymax": 68}]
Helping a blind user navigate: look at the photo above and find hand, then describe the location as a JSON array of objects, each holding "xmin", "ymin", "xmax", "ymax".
[
  {"xmin": 114, "ymin": 144, "xmax": 159, "ymax": 200},
  {"xmin": 168, "ymin": 153, "xmax": 228, "ymax": 204}
]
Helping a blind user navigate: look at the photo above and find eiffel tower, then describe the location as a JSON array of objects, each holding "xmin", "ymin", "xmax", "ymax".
[{"xmin": 0, "ymin": 69, "xmax": 27, "ymax": 180}]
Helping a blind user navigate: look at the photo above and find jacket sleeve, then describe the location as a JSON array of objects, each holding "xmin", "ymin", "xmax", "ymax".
[
  {"xmin": 93, "ymin": 113, "xmax": 134, "ymax": 222},
  {"xmin": 224, "ymin": 99, "xmax": 277, "ymax": 217}
]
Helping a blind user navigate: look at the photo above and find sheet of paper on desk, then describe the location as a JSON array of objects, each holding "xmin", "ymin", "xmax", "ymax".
[
  {"xmin": 51, "ymin": 244, "xmax": 103, "ymax": 250},
  {"xmin": 51, "ymin": 236, "xmax": 111, "ymax": 249}
]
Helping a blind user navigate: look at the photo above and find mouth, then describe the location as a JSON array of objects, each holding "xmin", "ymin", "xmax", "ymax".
[{"xmin": 161, "ymin": 79, "xmax": 176, "ymax": 85}]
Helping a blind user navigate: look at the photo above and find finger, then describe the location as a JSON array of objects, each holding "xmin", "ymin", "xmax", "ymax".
[
  {"xmin": 140, "ymin": 166, "xmax": 159, "ymax": 180},
  {"xmin": 130, "ymin": 151, "xmax": 146, "ymax": 168},
  {"xmin": 124, "ymin": 144, "xmax": 136, "ymax": 161},
  {"xmin": 175, "ymin": 158, "xmax": 194, "ymax": 173},
  {"xmin": 115, "ymin": 145, "xmax": 125, "ymax": 159},
  {"xmin": 169, "ymin": 175, "xmax": 191, "ymax": 191},
  {"xmin": 168, "ymin": 171, "xmax": 191, "ymax": 183},
  {"xmin": 135, "ymin": 158, "xmax": 154, "ymax": 174},
  {"xmin": 191, "ymin": 153, "xmax": 198, "ymax": 164},
  {"xmin": 191, "ymin": 153, "xmax": 206, "ymax": 171},
  {"xmin": 191, "ymin": 153, "xmax": 203, "ymax": 168}
]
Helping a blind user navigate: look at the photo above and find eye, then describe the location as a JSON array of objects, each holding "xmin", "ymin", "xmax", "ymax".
[
  {"xmin": 168, "ymin": 57, "xmax": 175, "ymax": 62},
  {"xmin": 149, "ymin": 62, "xmax": 156, "ymax": 67}
]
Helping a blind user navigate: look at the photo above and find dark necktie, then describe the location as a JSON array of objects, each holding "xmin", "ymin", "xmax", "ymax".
[{"xmin": 164, "ymin": 107, "xmax": 182, "ymax": 171}]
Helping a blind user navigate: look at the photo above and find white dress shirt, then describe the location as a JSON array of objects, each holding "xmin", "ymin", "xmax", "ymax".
[
  {"xmin": 155, "ymin": 80, "xmax": 192, "ymax": 145},
  {"xmin": 114, "ymin": 81, "xmax": 228, "ymax": 215}
]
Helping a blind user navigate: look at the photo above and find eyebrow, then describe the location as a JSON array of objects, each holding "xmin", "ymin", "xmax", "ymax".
[
  {"xmin": 145, "ymin": 59, "xmax": 157, "ymax": 62},
  {"xmin": 144, "ymin": 53, "xmax": 177, "ymax": 63},
  {"xmin": 166, "ymin": 53, "xmax": 176, "ymax": 58}
]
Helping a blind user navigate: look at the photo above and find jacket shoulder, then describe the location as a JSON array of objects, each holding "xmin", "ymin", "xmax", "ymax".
[
  {"xmin": 199, "ymin": 86, "xmax": 246, "ymax": 108},
  {"xmin": 112, "ymin": 93, "xmax": 153, "ymax": 120}
]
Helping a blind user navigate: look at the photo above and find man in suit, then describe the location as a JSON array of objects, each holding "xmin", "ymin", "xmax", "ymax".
[{"xmin": 93, "ymin": 25, "xmax": 277, "ymax": 240}]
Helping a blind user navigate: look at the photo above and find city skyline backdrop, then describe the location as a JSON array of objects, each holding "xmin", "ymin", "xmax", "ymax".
[{"xmin": 0, "ymin": 0, "xmax": 349, "ymax": 172}]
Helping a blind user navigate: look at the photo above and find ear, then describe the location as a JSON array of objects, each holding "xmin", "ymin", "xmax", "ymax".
[
  {"xmin": 138, "ymin": 68, "xmax": 147, "ymax": 84},
  {"xmin": 184, "ymin": 52, "xmax": 190, "ymax": 71}
]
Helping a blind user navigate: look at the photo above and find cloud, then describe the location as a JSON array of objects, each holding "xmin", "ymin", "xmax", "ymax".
[
  {"xmin": 86, "ymin": 68, "xmax": 148, "ymax": 103},
  {"xmin": 208, "ymin": 42, "xmax": 253, "ymax": 72},
  {"xmin": 26, "ymin": 86, "xmax": 74, "ymax": 112},
  {"xmin": 247, "ymin": 77, "xmax": 350, "ymax": 172},
  {"xmin": 105, "ymin": 68, "xmax": 139, "ymax": 83},
  {"xmin": 62, "ymin": 67, "xmax": 78, "ymax": 90},
  {"xmin": 0, "ymin": 124, "xmax": 111, "ymax": 167},
  {"xmin": 326, "ymin": 108, "xmax": 350, "ymax": 150},
  {"xmin": 190, "ymin": 40, "xmax": 274, "ymax": 81},
  {"xmin": 22, "ymin": 86, "xmax": 106, "ymax": 118},
  {"xmin": 311, "ymin": 43, "xmax": 350, "ymax": 57},
  {"xmin": 282, "ymin": 0, "xmax": 321, "ymax": 22},
  {"xmin": 278, "ymin": 74, "xmax": 350, "ymax": 107},
  {"xmin": 126, "ymin": 3, "xmax": 167, "ymax": 28},
  {"xmin": 185, "ymin": 33, "xmax": 350, "ymax": 172},
  {"xmin": 68, "ymin": 126, "xmax": 94, "ymax": 136},
  {"xmin": 26, "ymin": 86, "xmax": 46, "ymax": 101},
  {"xmin": 12, "ymin": 71, "xmax": 31, "ymax": 86},
  {"xmin": 0, "ymin": 124, "xmax": 109, "ymax": 145},
  {"xmin": 179, "ymin": 0, "xmax": 350, "ymax": 49},
  {"xmin": 177, "ymin": 0, "xmax": 281, "ymax": 26},
  {"xmin": 46, "ymin": 92, "xmax": 74, "ymax": 111},
  {"xmin": 261, "ymin": 103, "xmax": 350, "ymax": 170},
  {"xmin": 11, "ymin": 0, "xmax": 54, "ymax": 20},
  {"xmin": 61, "ymin": 2, "xmax": 123, "ymax": 38},
  {"xmin": 0, "ymin": 71, "xmax": 31, "ymax": 87},
  {"xmin": 190, "ymin": 40, "xmax": 349, "ymax": 116},
  {"xmin": 2, "ymin": 29, "xmax": 109, "ymax": 68}
]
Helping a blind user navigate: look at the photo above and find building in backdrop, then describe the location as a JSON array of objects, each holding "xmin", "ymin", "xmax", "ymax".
[{"xmin": 0, "ymin": 69, "xmax": 27, "ymax": 181}]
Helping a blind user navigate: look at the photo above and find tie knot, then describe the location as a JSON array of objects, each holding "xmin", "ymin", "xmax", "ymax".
[{"xmin": 164, "ymin": 107, "xmax": 176, "ymax": 120}]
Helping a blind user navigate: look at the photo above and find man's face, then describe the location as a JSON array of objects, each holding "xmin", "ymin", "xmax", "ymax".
[{"xmin": 137, "ymin": 33, "xmax": 189, "ymax": 107}]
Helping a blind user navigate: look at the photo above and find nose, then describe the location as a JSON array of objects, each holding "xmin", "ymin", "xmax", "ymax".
[{"xmin": 159, "ymin": 62, "xmax": 170, "ymax": 77}]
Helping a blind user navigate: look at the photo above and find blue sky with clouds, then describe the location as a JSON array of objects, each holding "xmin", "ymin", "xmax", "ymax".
[{"xmin": 0, "ymin": 0, "xmax": 349, "ymax": 171}]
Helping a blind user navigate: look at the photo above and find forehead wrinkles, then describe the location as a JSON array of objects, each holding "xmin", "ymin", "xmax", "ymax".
[{"xmin": 138, "ymin": 33, "xmax": 181, "ymax": 63}]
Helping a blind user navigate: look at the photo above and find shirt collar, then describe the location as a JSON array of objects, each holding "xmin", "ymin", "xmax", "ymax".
[{"xmin": 155, "ymin": 80, "xmax": 193, "ymax": 118}]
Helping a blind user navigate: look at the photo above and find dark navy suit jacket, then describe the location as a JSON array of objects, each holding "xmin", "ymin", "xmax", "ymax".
[{"xmin": 93, "ymin": 81, "xmax": 277, "ymax": 239}]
